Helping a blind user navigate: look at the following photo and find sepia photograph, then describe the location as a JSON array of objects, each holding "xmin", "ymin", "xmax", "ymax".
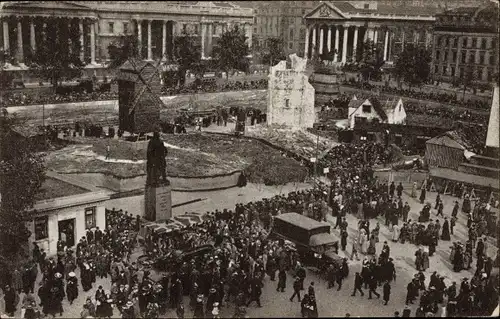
[{"xmin": 0, "ymin": 0, "xmax": 498, "ymax": 318}]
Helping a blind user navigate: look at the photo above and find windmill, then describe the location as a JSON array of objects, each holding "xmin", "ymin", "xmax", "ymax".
[{"xmin": 117, "ymin": 54, "xmax": 166, "ymax": 135}]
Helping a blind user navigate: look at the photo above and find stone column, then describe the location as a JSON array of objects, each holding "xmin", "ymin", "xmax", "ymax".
[
  {"xmin": 425, "ymin": 30, "xmax": 432, "ymax": 48},
  {"xmin": 201, "ymin": 23, "xmax": 206, "ymax": 59},
  {"xmin": 401, "ymin": 29, "xmax": 406, "ymax": 49},
  {"xmin": 2, "ymin": 20, "xmax": 9, "ymax": 53},
  {"xmin": 311, "ymin": 26, "xmax": 316, "ymax": 55},
  {"xmin": 42, "ymin": 21, "xmax": 47, "ymax": 41},
  {"xmin": 341, "ymin": 26, "xmax": 348, "ymax": 63},
  {"xmin": 79, "ymin": 19, "xmax": 84, "ymax": 61},
  {"xmin": 334, "ymin": 26, "xmax": 339, "ymax": 62},
  {"xmin": 137, "ymin": 20, "xmax": 142, "ymax": 59},
  {"xmin": 247, "ymin": 23, "xmax": 252, "ymax": 48},
  {"xmin": 68, "ymin": 20, "xmax": 72, "ymax": 55},
  {"xmin": 90, "ymin": 19, "xmax": 96, "ymax": 64},
  {"xmin": 147, "ymin": 20, "xmax": 152, "ymax": 60},
  {"xmin": 374, "ymin": 29, "xmax": 378, "ymax": 44},
  {"xmin": 17, "ymin": 18, "xmax": 24, "ymax": 63},
  {"xmin": 30, "ymin": 18, "xmax": 35, "ymax": 52},
  {"xmin": 162, "ymin": 20, "xmax": 167, "ymax": 60},
  {"xmin": 207, "ymin": 23, "xmax": 213, "ymax": 57},
  {"xmin": 327, "ymin": 26, "xmax": 332, "ymax": 53},
  {"xmin": 353, "ymin": 26, "xmax": 358, "ymax": 61},
  {"xmin": 171, "ymin": 21, "xmax": 176, "ymax": 58},
  {"xmin": 319, "ymin": 27, "xmax": 324, "ymax": 55},
  {"xmin": 383, "ymin": 29, "xmax": 389, "ymax": 61},
  {"xmin": 304, "ymin": 26, "xmax": 310, "ymax": 58}
]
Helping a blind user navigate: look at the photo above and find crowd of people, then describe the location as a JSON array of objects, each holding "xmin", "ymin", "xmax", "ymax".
[
  {"xmin": 342, "ymin": 80, "xmax": 492, "ymax": 111},
  {"xmin": 0, "ymin": 79, "xmax": 268, "ymax": 108},
  {"xmin": 1, "ymin": 141, "xmax": 498, "ymax": 318}
]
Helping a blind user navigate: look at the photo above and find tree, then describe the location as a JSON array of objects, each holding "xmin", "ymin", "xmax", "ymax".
[
  {"xmin": 107, "ymin": 34, "xmax": 139, "ymax": 69},
  {"xmin": 173, "ymin": 33, "xmax": 202, "ymax": 86},
  {"xmin": 393, "ymin": 43, "xmax": 431, "ymax": 90},
  {"xmin": 461, "ymin": 65, "xmax": 478, "ymax": 100},
  {"xmin": 261, "ymin": 37, "xmax": 286, "ymax": 66},
  {"xmin": 28, "ymin": 18, "xmax": 85, "ymax": 89},
  {"xmin": 0, "ymin": 109, "xmax": 46, "ymax": 283},
  {"xmin": 358, "ymin": 40, "xmax": 385, "ymax": 83},
  {"xmin": 212, "ymin": 26, "xmax": 249, "ymax": 79}
]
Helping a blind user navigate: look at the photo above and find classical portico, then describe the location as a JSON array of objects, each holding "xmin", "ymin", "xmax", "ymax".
[
  {"xmin": 304, "ymin": 1, "xmax": 437, "ymax": 64},
  {"xmin": 0, "ymin": 2, "xmax": 98, "ymax": 66},
  {"xmin": 1, "ymin": 1, "xmax": 253, "ymax": 69}
]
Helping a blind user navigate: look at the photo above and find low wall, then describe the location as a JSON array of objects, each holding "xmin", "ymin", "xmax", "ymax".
[
  {"xmin": 373, "ymin": 170, "xmax": 429, "ymax": 185},
  {"xmin": 60, "ymin": 170, "xmax": 242, "ymax": 193}
]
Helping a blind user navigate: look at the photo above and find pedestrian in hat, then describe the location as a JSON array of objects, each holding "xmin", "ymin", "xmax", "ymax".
[
  {"xmin": 290, "ymin": 277, "xmax": 302, "ymax": 302},
  {"xmin": 383, "ymin": 281, "xmax": 391, "ymax": 305},
  {"xmin": 66, "ymin": 272, "xmax": 79, "ymax": 305},
  {"xmin": 193, "ymin": 295, "xmax": 204, "ymax": 318},
  {"xmin": 3, "ymin": 285, "xmax": 18, "ymax": 317},
  {"xmin": 176, "ymin": 300, "xmax": 185, "ymax": 319}
]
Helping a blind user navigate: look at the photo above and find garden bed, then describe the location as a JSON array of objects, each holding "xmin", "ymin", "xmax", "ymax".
[
  {"xmin": 245, "ymin": 125, "xmax": 338, "ymax": 159},
  {"xmin": 45, "ymin": 133, "xmax": 308, "ymax": 185}
]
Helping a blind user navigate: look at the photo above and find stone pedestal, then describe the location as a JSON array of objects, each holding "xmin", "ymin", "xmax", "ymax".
[{"xmin": 145, "ymin": 181, "xmax": 172, "ymax": 221}]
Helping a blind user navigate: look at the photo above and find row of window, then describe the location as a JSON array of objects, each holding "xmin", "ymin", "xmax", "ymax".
[
  {"xmin": 34, "ymin": 207, "xmax": 96, "ymax": 241},
  {"xmin": 435, "ymin": 50, "xmax": 496, "ymax": 65},
  {"xmin": 436, "ymin": 36, "xmax": 497, "ymax": 50},
  {"xmin": 433, "ymin": 65, "xmax": 495, "ymax": 80}
]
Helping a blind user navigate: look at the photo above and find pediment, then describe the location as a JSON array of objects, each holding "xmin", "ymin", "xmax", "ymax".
[
  {"xmin": 2, "ymin": 1, "xmax": 92, "ymax": 11},
  {"xmin": 305, "ymin": 2, "xmax": 347, "ymax": 20}
]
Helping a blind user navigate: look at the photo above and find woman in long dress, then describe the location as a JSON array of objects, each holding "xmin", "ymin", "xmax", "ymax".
[
  {"xmin": 367, "ymin": 234, "xmax": 377, "ymax": 255},
  {"xmin": 411, "ymin": 182, "xmax": 417, "ymax": 198},
  {"xmin": 359, "ymin": 229, "xmax": 368, "ymax": 254},
  {"xmin": 392, "ymin": 224, "xmax": 401, "ymax": 242},
  {"xmin": 441, "ymin": 218, "xmax": 451, "ymax": 241},
  {"xmin": 422, "ymin": 252, "xmax": 430, "ymax": 271},
  {"xmin": 420, "ymin": 188, "xmax": 426, "ymax": 204},
  {"xmin": 372, "ymin": 222, "xmax": 380, "ymax": 243},
  {"xmin": 449, "ymin": 244, "xmax": 456, "ymax": 263}
]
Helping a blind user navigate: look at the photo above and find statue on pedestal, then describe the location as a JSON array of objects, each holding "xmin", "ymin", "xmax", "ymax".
[{"xmin": 146, "ymin": 132, "xmax": 169, "ymax": 187}]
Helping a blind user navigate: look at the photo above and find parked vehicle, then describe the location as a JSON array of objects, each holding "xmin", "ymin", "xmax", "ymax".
[{"xmin": 271, "ymin": 212, "xmax": 341, "ymax": 269}]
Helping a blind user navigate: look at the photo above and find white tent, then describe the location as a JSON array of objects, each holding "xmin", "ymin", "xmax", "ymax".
[{"xmin": 492, "ymin": 304, "xmax": 499, "ymax": 317}]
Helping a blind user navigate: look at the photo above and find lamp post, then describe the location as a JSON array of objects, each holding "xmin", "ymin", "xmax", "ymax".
[{"xmin": 315, "ymin": 133, "xmax": 319, "ymax": 177}]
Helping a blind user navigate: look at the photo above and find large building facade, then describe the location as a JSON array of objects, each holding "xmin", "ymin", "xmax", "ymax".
[
  {"xmin": 430, "ymin": 4, "xmax": 499, "ymax": 83},
  {"xmin": 0, "ymin": 1, "xmax": 253, "ymax": 70},
  {"xmin": 303, "ymin": 1, "xmax": 441, "ymax": 64},
  {"xmin": 247, "ymin": 1, "xmax": 319, "ymax": 56}
]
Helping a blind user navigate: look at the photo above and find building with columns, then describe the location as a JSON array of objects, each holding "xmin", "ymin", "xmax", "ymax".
[
  {"xmin": 303, "ymin": 1, "xmax": 442, "ymax": 64},
  {"xmin": 242, "ymin": 1, "xmax": 319, "ymax": 56},
  {"xmin": 430, "ymin": 3, "xmax": 499, "ymax": 84},
  {"xmin": 0, "ymin": 1, "xmax": 253, "ymax": 72}
]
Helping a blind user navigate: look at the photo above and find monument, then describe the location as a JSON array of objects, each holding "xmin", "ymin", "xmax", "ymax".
[
  {"xmin": 117, "ymin": 59, "xmax": 164, "ymax": 134},
  {"xmin": 144, "ymin": 132, "xmax": 172, "ymax": 222},
  {"xmin": 485, "ymin": 84, "xmax": 499, "ymax": 157},
  {"xmin": 267, "ymin": 54, "xmax": 316, "ymax": 129}
]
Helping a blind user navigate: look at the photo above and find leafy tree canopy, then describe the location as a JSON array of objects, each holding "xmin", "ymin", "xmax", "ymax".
[
  {"xmin": 212, "ymin": 26, "xmax": 250, "ymax": 77},
  {"xmin": 261, "ymin": 37, "xmax": 286, "ymax": 66},
  {"xmin": 28, "ymin": 18, "xmax": 85, "ymax": 88},
  {"xmin": 0, "ymin": 110, "xmax": 46, "ymax": 277},
  {"xmin": 393, "ymin": 44, "xmax": 431, "ymax": 89},
  {"xmin": 358, "ymin": 40, "xmax": 385, "ymax": 82},
  {"xmin": 108, "ymin": 34, "xmax": 139, "ymax": 69}
]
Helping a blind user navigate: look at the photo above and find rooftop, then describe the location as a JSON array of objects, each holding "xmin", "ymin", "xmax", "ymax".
[
  {"xmin": 35, "ymin": 177, "xmax": 90, "ymax": 201},
  {"xmin": 332, "ymin": 1, "xmax": 442, "ymax": 16},
  {"xmin": 274, "ymin": 212, "xmax": 330, "ymax": 231}
]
